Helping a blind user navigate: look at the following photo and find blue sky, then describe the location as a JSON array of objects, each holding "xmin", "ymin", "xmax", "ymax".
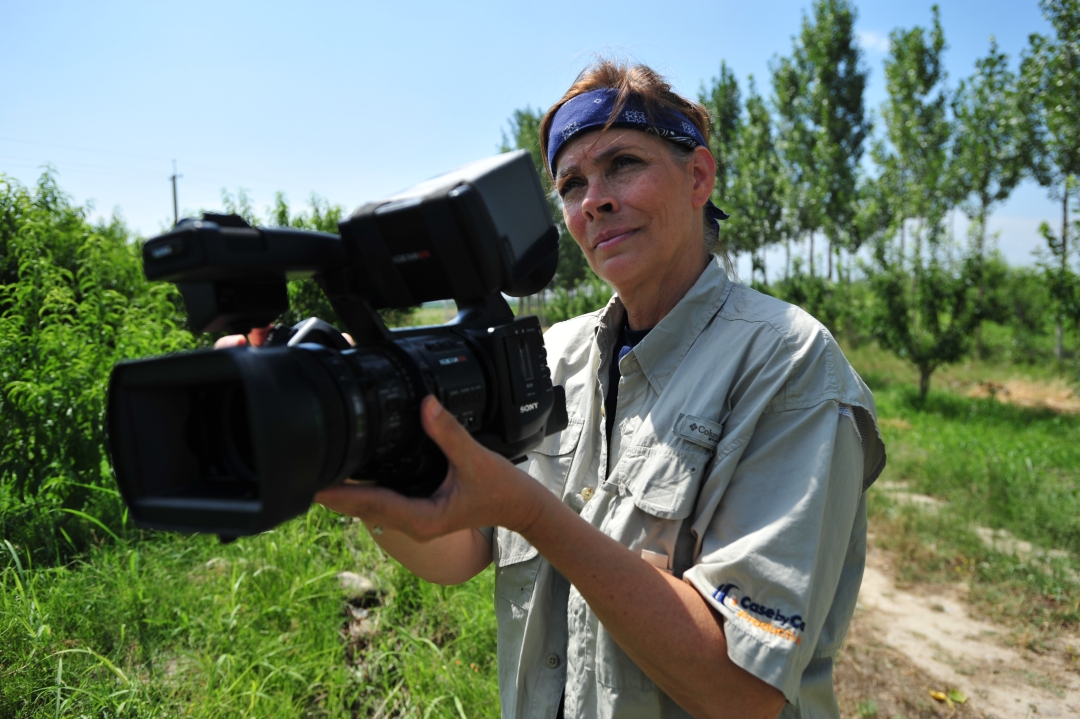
[{"xmin": 1, "ymin": 0, "xmax": 1058, "ymax": 279}]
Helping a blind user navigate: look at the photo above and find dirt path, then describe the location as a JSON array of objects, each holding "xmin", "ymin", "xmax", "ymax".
[{"xmin": 834, "ymin": 540, "xmax": 1080, "ymax": 718}]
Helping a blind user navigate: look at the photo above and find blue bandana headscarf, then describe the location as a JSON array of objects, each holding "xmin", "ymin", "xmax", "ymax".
[{"xmin": 546, "ymin": 88, "xmax": 730, "ymax": 223}]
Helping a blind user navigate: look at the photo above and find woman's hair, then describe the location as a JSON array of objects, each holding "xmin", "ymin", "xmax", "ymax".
[{"xmin": 540, "ymin": 59, "xmax": 725, "ymax": 258}]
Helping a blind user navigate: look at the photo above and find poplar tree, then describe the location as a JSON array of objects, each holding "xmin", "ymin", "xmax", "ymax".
[
  {"xmin": 725, "ymin": 79, "xmax": 786, "ymax": 284},
  {"xmin": 873, "ymin": 4, "xmax": 952, "ymax": 271},
  {"xmin": 951, "ymin": 37, "xmax": 1028, "ymax": 357},
  {"xmin": 1020, "ymin": 0, "xmax": 1080, "ymax": 359},
  {"xmin": 867, "ymin": 6, "xmax": 987, "ymax": 398},
  {"xmin": 771, "ymin": 0, "xmax": 869, "ymax": 280},
  {"xmin": 700, "ymin": 62, "xmax": 742, "ymax": 209}
]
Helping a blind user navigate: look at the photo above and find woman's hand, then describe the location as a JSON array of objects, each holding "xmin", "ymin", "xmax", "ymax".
[
  {"xmin": 214, "ymin": 325, "xmax": 273, "ymax": 349},
  {"xmin": 315, "ymin": 396, "xmax": 544, "ymax": 541}
]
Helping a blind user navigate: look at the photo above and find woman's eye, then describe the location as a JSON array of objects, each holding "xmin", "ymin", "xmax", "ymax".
[
  {"xmin": 613, "ymin": 155, "xmax": 641, "ymax": 170},
  {"xmin": 558, "ymin": 179, "xmax": 583, "ymax": 197}
]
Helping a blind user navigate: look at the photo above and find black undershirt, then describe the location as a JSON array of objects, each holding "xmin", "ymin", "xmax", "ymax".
[{"xmin": 604, "ymin": 322, "xmax": 652, "ymax": 445}]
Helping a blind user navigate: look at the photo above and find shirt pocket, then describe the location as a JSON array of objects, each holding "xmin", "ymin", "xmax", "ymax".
[
  {"xmin": 524, "ymin": 417, "xmax": 585, "ymax": 495},
  {"xmin": 493, "ymin": 527, "xmax": 541, "ymax": 609},
  {"xmin": 593, "ymin": 444, "xmax": 711, "ymax": 691},
  {"xmin": 612, "ymin": 444, "xmax": 712, "ymax": 520}
]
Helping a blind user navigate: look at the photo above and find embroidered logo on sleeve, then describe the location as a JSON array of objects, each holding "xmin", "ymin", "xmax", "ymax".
[
  {"xmin": 711, "ymin": 583, "xmax": 805, "ymax": 645},
  {"xmin": 675, "ymin": 413, "xmax": 724, "ymax": 450}
]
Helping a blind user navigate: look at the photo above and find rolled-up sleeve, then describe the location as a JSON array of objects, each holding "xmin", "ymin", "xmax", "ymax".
[{"xmin": 682, "ymin": 400, "xmax": 865, "ymax": 703}]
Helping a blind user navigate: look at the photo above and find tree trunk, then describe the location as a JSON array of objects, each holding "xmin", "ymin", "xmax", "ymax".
[
  {"xmin": 899, "ymin": 219, "xmax": 906, "ymax": 272},
  {"xmin": 975, "ymin": 203, "xmax": 987, "ymax": 360},
  {"xmin": 919, "ymin": 368, "xmax": 932, "ymax": 399},
  {"xmin": 785, "ymin": 239, "xmax": 791, "ymax": 279},
  {"xmin": 809, "ymin": 232, "xmax": 815, "ymax": 278},
  {"xmin": 1056, "ymin": 182, "xmax": 1068, "ymax": 360},
  {"xmin": 827, "ymin": 239, "xmax": 833, "ymax": 281}
]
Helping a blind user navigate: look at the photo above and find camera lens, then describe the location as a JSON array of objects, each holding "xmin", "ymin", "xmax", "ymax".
[{"xmin": 184, "ymin": 383, "xmax": 256, "ymax": 485}]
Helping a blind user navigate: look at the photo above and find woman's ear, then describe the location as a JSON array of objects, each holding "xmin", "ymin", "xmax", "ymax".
[{"xmin": 690, "ymin": 146, "xmax": 717, "ymax": 209}]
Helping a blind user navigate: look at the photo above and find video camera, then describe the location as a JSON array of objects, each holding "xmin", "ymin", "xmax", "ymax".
[{"xmin": 107, "ymin": 151, "xmax": 568, "ymax": 539}]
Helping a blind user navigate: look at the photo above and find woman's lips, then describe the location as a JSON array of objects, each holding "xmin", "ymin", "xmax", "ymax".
[{"xmin": 594, "ymin": 229, "xmax": 636, "ymax": 251}]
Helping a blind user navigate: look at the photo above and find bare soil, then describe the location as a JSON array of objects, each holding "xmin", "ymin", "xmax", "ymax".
[
  {"xmin": 834, "ymin": 538, "xmax": 1080, "ymax": 718},
  {"xmin": 967, "ymin": 379, "xmax": 1080, "ymax": 414}
]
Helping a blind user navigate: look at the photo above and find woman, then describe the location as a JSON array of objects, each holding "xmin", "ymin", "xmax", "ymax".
[{"xmin": 316, "ymin": 61, "xmax": 885, "ymax": 719}]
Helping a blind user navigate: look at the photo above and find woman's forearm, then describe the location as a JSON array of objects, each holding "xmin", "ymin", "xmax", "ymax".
[
  {"xmin": 365, "ymin": 524, "xmax": 491, "ymax": 585},
  {"xmin": 516, "ymin": 485, "xmax": 785, "ymax": 719}
]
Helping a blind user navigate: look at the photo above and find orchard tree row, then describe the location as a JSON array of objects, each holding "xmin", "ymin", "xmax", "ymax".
[{"xmin": 504, "ymin": 0, "xmax": 1080, "ymax": 396}]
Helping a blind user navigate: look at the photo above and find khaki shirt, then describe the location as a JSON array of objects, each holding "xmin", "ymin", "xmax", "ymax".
[{"xmin": 490, "ymin": 258, "xmax": 886, "ymax": 719}]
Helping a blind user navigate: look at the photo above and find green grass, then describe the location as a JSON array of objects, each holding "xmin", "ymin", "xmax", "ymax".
[
  {"xmin": 3, "ymin": 333, "xmax": 1079, "ymax": 715},
  {"xmin": 846, "ymin": 339, "xmax": 1080, "ymax": 639},
  {"xmin": 0, "ymin": 508, "xmax": 498, "ymax": 718}
]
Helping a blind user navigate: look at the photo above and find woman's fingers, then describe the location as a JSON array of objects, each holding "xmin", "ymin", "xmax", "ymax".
[
  {"xmin": 420, "ymin": 396, "xmax": 481, "ymax": 468},
  {"xmin": 314, "ymin": 482, "xmax": 449, "ymax": 540},
  {"xmin": 214, "ymin": 334, "xmax": 248, "ymax": 349}
]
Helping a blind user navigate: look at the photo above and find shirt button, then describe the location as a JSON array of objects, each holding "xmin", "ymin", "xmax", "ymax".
[
  {"xmin": 546, "ymin": 653, "xmax": 560, "ymax": 669},
  {"xmin": 580, "ymin": 487, "xmax": 594, "ymax": 502}
]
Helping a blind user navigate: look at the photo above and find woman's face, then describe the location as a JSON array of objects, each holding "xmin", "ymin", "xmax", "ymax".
[{"xmin": 554, "ymin": 128, "xmax": 715, "ymax": 299}]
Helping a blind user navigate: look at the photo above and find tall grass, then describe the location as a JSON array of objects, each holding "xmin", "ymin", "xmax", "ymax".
[
  {"xmin": 875, "ymin": 386, "xmax": 1080, "ymax": 557},
  {"xmin": 0, "ymin": 507, "xmax": 498, "ymax": 718}
]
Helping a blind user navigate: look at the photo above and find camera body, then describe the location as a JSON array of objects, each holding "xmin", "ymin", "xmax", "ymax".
[{"xmin": 107, "ymin": 151, "xmax": 568, "ymax": 538}]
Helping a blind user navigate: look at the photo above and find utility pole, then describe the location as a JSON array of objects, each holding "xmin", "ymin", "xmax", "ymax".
[{"xmin": 170, "ymin": 160, "xmax": 182, "ymax": 226}]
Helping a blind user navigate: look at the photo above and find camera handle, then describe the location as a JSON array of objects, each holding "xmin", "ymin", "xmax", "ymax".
[{"xmin": 447, "ymin": 294, "xmax": 515, "ymax": 328}]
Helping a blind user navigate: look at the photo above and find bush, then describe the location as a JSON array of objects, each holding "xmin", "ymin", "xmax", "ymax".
[
  {"xmin": 544, "ymin": 275, "xmax": 613, "ymax": 325},
  {"xmin": 0, "ymin": 172, "xmax": 195, "ymax": 564}
]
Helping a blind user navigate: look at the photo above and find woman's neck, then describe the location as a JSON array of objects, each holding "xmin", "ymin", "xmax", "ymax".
[{"xmin": 618, "ymin": 252, "xmax": 710, "ymax": 330}]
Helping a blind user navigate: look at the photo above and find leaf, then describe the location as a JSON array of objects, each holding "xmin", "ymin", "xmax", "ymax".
[
  {"xmin": 929, "ymin": 690, "xmax": 954, "ymax": 707},
  {"xmin": 947, "ymin": 688, "xmax": 968, "ymax": 704}
]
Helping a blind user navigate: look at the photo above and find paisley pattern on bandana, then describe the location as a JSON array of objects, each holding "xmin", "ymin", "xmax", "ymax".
[
  {"xmin": 547, "ymin": 88, "xmax": 730, "ymax": 223},
  {"xmin": 547, "ymin": 88, "xmax": 709, "ymax": 171}
]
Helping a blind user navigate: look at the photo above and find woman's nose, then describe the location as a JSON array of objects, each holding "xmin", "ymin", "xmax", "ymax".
[{"xmin": 580, "ymin": 180, "xmax": 618, "ymax": 221}]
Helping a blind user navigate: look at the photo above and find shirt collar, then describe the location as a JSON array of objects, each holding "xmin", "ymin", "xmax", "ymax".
[{"xmin": 595, "ymin": 256, "xmax": 733, "ymax": 394}]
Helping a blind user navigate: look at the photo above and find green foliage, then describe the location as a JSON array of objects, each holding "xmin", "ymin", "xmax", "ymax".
[
  {"xmin": 1037, "ymin": 217, "xmax": 1080, "ymax": 332},
  {"xmin": 714, "ymin": 78, "xmax": 786, "ymax": 279},
  {"xmin": 772, "ymin": 0, "xmax": 869, "ymax": 277},
  {"xmin": 951, "ymin": 37, "xmax": 1028, "ymax": 243},
  {"xmin": 0, "ymin": 172, "xmax": 195, "ymax": 563},
  {"xmin": 699, "ymin": 62, "xmax": 742, "ymax": 200},
  {"xmin": 544, "ymin": 275, "xmax": 614, "ymax": 325},
  {"xmin": 0, "ymin": 507, "xmax": 499, "ymax": 718},
  {"xmin": 868, "ymin": 242, "xmax": 985, "ymax": 397},
  {"xmin": 869, "ymin": 381, "xmax": 1080, "ymax": 633},
  {"xmin": 1020, "ymin": 0, "xmax": 1080, "ymax": 193},
  {"xmin": 873, "ymin": 4, "xmax": 953, "ymax": 264}
]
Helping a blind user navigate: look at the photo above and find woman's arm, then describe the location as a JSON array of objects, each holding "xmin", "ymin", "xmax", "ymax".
[
  {"xmin": 315, "ymin": 495, "xmax": 492, "ymax": 585},
  {"xmin": 318, "ymin": 397, "xmax": 784, "ymax": 719}
]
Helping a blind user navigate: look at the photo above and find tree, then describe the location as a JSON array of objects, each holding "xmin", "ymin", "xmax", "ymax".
[
  {"xmin": 866, "ymin": 6, "xmax": 988, "ymax": 397},
  {"xmin": 700, "ymin": 62, "xmax": 742, "ymax": 212},
  {"xmin": 952, "ymin": 37, "xmax": 1028, "ymax": 357},
  {"xmin": 873, "ymin": 5, "xmax": 953, "ymax": 275},
  {"xmin": 1020, "ymin": 0, "xmax": 1080, "ymax": 358},
  {"xmin": 869, "ymin": 241, "xmax": 985, "ymax": 398},
  {"xmin": 771, "ymin": 0, "xmax": 869, "ymax": 281},
  {"xmin": 724, "ymin": 78, "xmax": 786, "ymax": 283}
]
